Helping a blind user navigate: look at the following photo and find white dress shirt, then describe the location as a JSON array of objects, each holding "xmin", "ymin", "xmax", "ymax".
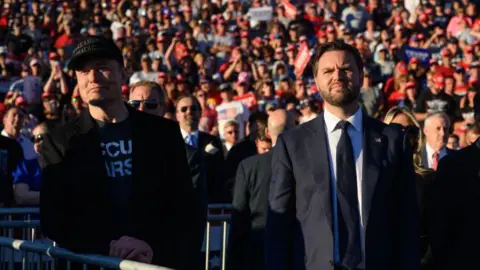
[
  {"xmin": 181, "ymin": 129, "xmax": 199, "ymax": 148},
  {"xmin": 324, "ymin": 107, "xmax": 365, "ymax": 269},
  {"xmin": 1, "ymin": 129, "xmax": 37, "ymax": 160},
  {"xmin": 425, "ymin": 143, "xmax": 448, "ymax": 169}
]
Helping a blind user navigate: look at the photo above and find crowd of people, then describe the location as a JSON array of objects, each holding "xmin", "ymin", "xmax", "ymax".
[{"xmin": 0, "ymin": 0, "xmax": 480, "ymax": 269}]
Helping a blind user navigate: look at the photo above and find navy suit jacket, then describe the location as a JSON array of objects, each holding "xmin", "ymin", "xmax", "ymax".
[{"xmin": 265, "ymin": 112, "xmax": 420, "ymax": 270}]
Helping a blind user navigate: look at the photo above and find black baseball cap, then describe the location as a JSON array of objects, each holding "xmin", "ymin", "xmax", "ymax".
[{"xmin": 67, "ymin": 36, "xmax": 123, "ymax": 70}]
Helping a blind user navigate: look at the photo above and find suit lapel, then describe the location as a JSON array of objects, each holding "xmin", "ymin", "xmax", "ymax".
[
  {"xmin": 72, "ymin": 109, "xmax": 107, "ymax": 182},
  {"xmin": 362, "ymin": 116, "xmax": 384, "ymax": 229},
  {"xmin": 306, "ymin": 114, "xmax": 333, "ymax": 231},
  {"xmin": 421, "ymin": 145, "xmax": 428, "ymax": 169},
  {"xmin": 130, "ymin": 109, "xmax": 149, "ymax": 201}
]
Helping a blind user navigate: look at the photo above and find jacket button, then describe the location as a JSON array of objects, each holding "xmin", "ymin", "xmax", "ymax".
[{"xmin": 329, "ymin": 260, "xmax": 334, "ymax": 266}]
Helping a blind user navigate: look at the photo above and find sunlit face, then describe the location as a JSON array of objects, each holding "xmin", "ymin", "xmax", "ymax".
[
  {"xmin": 3, "ymin": 108, "xmax": 23, "ymax": 133},
  {"xmin": 75, "ymin": 59, "xmax": 125, "ymax": 107},
  {"xmin": 129, "ymin": 85, "xmax": 164, "ymax": 116},
  {"xmin": 224, "ymin": 124, "xmax": 238, "ymax": 144},
  {"xmin": 423, "ymin": 116, "xmax": 449, "ymax": 151},
  {"xmin": 315, "ymin": 50, "xmax": 362, "ymax": 107},
  {"xmin": 176, "ymin": 97, "xmax": 200, "ymax": 129}
]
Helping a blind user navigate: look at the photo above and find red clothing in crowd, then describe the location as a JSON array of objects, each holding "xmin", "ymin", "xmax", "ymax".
[
  {"xmin": 55, "ymin": 33, "xmax": 74, "ymax": 49},
  {"xmin": 436, "ymin": 65, "xmax": 455, "ymax": 77},
  {"xmin": 234, "ymin": 92, "xmax": 257, "ymax": 111}
]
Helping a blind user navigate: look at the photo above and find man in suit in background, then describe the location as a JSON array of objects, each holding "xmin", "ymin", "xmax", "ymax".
[
  {"xmin": 128, "ymin": 80, "xmax": 207, "ymax": 268},
  {"xmin": 176, "ymin": 95, "xmax": 226, "ymax": 203},
  {"xmin": 266, "ymin": 41, "xmax": 419, "ymax": 270},
  {"xmin": 429, "ymin": 99, "xmax": 480, "ymax": 270},
  {"xmin": 40, "ymin": 36, "xmax": 195, "ymax": 269},
  {"xmin": 227, "ymin": 109, "xmax": 295, "ymax": 270},
  {"xmin": 225, "ymin": 111, "xmax": 268, "ymax": 200},
  {"xmin": 421, "ymin": 112, "xmax": 453, "ymax": 170}
]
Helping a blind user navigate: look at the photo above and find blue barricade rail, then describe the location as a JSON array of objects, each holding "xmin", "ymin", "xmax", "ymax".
[
  {"xmin": 0, "ymin": 206, "xmax": 233, "ymax": 269},
  {"xmin": 0, "ymin": 237, "xmax": 173, "ymax": 270}
]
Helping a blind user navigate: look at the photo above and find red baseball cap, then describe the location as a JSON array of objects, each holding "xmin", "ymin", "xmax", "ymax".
[{"xmin": 48, "ymin": 52, "xmax": 58, "ymax": 60}]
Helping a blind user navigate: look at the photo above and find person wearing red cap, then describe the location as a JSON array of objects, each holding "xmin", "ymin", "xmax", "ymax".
[{"xmin": 414, "ymin": 72, "xmax": 457, "ymax": 121}]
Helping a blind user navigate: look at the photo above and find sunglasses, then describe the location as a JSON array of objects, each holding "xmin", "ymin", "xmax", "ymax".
[
  {"xmin": 179, "ymin": 105, "xmax": 199, "ymax": 113},
  {"xmin": 128, "ymin": 100, "xmax": 159, "ymax": 110},
  {"xmin": 34, "ymin": 134, "xmax": 44, "ymax": 143}
]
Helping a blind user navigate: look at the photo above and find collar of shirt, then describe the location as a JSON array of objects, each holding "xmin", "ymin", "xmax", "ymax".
[
  {"xmin": 180, "ymin": 129, "xmax": 199, "ymax": 140},
  {"xmin": 323, "ymin": 106, "xmax": 363, "ymax": 134},
  {"xmin": 1, "ymin": 129, "xmax": 20, "ymax": 141},
  {"xmin": 426, "ymin": 143, "xmax": 448, "ymax": 159}
]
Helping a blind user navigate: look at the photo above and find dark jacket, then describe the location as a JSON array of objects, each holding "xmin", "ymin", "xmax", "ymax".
[
  {"xmin": 266, "ymin": 113, "xmax": 420, "ymax": 270},
  {"xmin": 227, "ymin": 151, "xmax": 273, "ymax": 270},
  {"xmin": 197, "ymin": 132, "xmax": 227, "ymax": 203},
  {"xmin": 0, "ymin": 136, "xmax": 23, "ymax": 206},
  {"xmin": 185, "ymin": 144, "xmax": 208, "ymax": 268},
  {"xmin": 39, "ymin": 106, "xmax": 195, "ymax": 269},
  {"xmin": 430, "ymin": 138, "xmax": 480, "ymax": 270}
]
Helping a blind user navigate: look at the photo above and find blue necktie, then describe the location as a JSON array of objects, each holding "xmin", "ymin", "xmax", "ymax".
[
  {"xmin": 336, "ymin": 121, "xmax": 362, "ymax": 269},
  {"xmin": 186, "ymin": 134, "xmax": 196, "ymax": 148}
]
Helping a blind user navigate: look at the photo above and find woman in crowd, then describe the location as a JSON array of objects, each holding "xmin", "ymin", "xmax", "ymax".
[{"xmin": 384, "ymin": 106, "xmax": 434, "ymax": 270}]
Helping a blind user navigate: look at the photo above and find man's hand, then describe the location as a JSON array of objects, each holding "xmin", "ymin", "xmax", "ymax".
[{"xmin": 109, "ymin": 236, "xmax": 153, "ymax": 264}]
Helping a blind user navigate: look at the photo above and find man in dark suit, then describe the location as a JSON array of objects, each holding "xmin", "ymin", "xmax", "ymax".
[
  {"xmin": 0, "ymin": 135, "xmax": 23, "ymax": 207},
  {"xmin": 175, "ymin": 95, "xmax": 226, "ymax": 203},
  {"xmin": 227, "ymin": 109, "xmax": 295, "ymax": 270},
  {"xmin": 225, "ymin": 111, "xmax": 269, "ymax": 200},
  {"xmin": 128, "ymin": 80, "xmax": 207, "ymax": 268},
  {"xmin": 40, "ymin": 36, "xmax": 195, "ymax": 269},
  {"xmin": 420, "ymin": 112, "xmax": 453, "ymax": 170},
  {"xmin": 266, "ymin": 41, "xmax": 419, "ymax": 270},
  {"xmin": 429, "ymin": 101, "xmax": 480, "ymax": 270}
]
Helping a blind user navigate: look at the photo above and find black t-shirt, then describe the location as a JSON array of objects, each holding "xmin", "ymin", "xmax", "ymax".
[
  {"xmin": 96, "ymin": 116, "xmax": 133, "ymax": 237},
  {"xmin": 415, "ymin": 90, "xmax": 457, "ymax": 118},
  {"xmin": 0, "ymin": 136, "xmax": 23, "ymax": 206}
]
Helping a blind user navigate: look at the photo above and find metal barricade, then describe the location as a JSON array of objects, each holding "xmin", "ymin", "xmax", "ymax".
[
  {"xmin": 0, "ymin": 208, "xmax": 40, "ymax": 242},
  {"xmin": 0, "ymin": 205, "xmax": 234, "ymax": 270},
  {"xmin": 0, "ymin": 236, "xmax": 172, "ymax": 270}
]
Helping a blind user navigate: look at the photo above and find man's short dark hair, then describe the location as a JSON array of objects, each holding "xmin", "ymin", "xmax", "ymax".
[{"xmin": 310, "ymin": 40, "xmax": 364, "ymax": 77}]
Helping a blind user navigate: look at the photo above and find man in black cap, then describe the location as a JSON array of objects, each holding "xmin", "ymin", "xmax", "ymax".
[{"xmin": 39, "ymin": 36, "xmax": 195, "ymax": 269}]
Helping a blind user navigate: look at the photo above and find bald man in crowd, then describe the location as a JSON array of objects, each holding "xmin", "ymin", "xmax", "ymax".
[{"xmin": 227, "ymin": 109, "xmax": 295, "ymax": 270}]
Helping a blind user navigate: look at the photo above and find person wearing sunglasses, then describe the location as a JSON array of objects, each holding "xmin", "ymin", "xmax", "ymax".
[
  {"xmin": 12, "ymin": 123, "xmax": 47, "ymax": 207},
  {"xmin": 128, "ymin": 80, "xmax": 165, "ymax": 117},
  {"xmin": 128, "ymin": 82, "xmax": 208, "ymax": 269},
  {"xmin": 176, "ymin": 95, "xmax": 227, "ymax": 203}
]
